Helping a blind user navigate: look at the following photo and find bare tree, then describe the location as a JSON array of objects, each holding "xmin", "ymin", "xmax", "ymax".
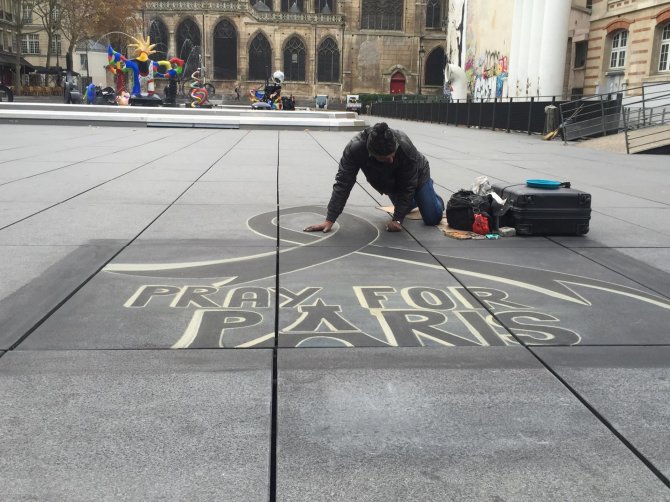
[
  {"xmin": 59, "ymin": 0, "xmax": 144, "ymax": 74},
  {"xmin": 33, "ymin": 0, "xmax": 60, "ymax": 70}
]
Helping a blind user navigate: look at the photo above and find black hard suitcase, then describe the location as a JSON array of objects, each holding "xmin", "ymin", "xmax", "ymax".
[{"xmin": 492, "ymin": 182, "xmax": 591, "ymax": 236}]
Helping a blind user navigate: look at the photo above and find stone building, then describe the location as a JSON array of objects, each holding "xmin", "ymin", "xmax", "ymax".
[
  {"xmin": 0, "ymin": 0, "xmax": 35, "ymax": 87},
  {"xmin": 585, "ymin": 0, "xmax": 670, "ymax": 95},
  {"xmin": 141, "ymin": 0, "xmax": 449, "ymax": 100}
]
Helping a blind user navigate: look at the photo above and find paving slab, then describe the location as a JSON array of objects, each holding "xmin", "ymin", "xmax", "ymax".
[
  {"xmin": 0, "ymin": 350, "xmax": 272, "ymax": 501},
  {"xmin": 276, "ymin": 205, "xmax": 516, "ymax": 347},
  {"xmin": 1, "ymin": 119, "xmax": 670, "ymax": 498},
  {"xmin": 0, "ymin": 202, "xmax": 167, "ymax": 246},
  {"xmin": 424, "ymin": 246, "xmax": 670, "ymax": 345},
  {"xmin": 0, "ymin": 243, "xmax": 123, "ymax": 349},
  {"xmin": 533, "ymin": 346, "xmax": 670, "ymax": 481},
  {"xmin": 0, "ymin": 159, "xmax": 80, "ymax": 181},
  {"xmin": 0, "ymin": 201, "xmax": 51, "ymax": 228},
  {"xmin": 571, "ymin": 247, "xmax": 670, "ymax": 298},
  {"xmin": 277, "ymin": 347, "xmax": 670, "ymax": 501},
  {"xmin": 19, "ymin": 204, "xmax": 278, "ymax": 349},
  {"xmin": 177, "ymin": 181, "xmax": 277, "ymax": 205},
  {"xmin": 551, "ymin": 210, "xmax": 670, "ymax": 248}
]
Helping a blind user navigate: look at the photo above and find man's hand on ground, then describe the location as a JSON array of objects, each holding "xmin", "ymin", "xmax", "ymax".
[
  {"xmin": 303, "ymin": 220, "xmax": 334, "ymax": 233},
  {"xmin": 386, "ymin": 220, "xmax": 402, "ymax": 232}
]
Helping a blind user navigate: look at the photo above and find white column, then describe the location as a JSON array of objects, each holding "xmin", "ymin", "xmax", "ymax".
[
  {"xmin": 527, "ymin": 0, "xmax": 545, "ymax": 97},
  {"xmin": 538, "ymin": 0, "xmax": 571, "ymax": 99},
  {"xmin": 515, "ymin": 0, "xmax": 532, "ymax": 97},
  {"xmin": 507, "ymin": 0, "xmax": 524, "ymax": 98},
  {"xmin": 461, "ymin": 0, "xmax": 468, "ymax": 72}
]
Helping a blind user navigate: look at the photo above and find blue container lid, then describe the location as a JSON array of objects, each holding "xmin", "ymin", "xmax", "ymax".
[{"xmin": 526, "ymin": 179, "xmax": 562, "ymax": 189}]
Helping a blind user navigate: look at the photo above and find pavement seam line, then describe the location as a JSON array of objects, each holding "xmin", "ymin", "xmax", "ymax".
[
  {"xmin": 0, "ymin": 128, "xmax": 178, "ymax": 174},
  {"xmin": 304, "ymin": 129, "xmax": 670, "ymax": 489},
  {"xmin": 408, "ymin": 232, "xmax": 670, "ymax": 490},
  {"xmin": 549, "ymin": 238, "xmax": 670, "ymax": 302},
  {"xmin": 270, "ymin": 130, "xmax": 280, "ymax": 502},
  {"xmin": 0, "ymin": 130, "xmax": 221, "ymax": 233},
  {"xmin": 527, "ymin": 346, "xmax": 670, "ymax": 490},
  {"xmin": 7, "ymin": 130, "xmax": 251, "ymax": 351}
]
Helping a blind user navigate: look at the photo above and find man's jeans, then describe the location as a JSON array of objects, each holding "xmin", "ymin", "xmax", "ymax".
[{"xmin": 390, "ymin": 178, "xmax": 444, "ymax": 226}]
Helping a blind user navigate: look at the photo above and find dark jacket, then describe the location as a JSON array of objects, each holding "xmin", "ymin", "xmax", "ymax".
[{"xmin": 326, "ymin": 127, "xmax": 431, "ymax": 223}]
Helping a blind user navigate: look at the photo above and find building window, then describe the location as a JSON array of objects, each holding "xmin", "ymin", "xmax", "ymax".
[
  {"xmin": 213, "ymin": 19, "xmax": 237, "ymax": 80},
  {"xmin": 80, "ymin": 53, "xmax": 88, "ymax": 71},
  {"xmin": 424, "ymin": 47, "xmax": 446, "ymax": 85},
  {"xmin": 426, "ymin": 0, "xmax": 440, "ymax": 29},
  {"xmin": 361, "ymin": 0, "xmax": 403, "ymax": 30},
  {"xmin": 51, "ymin": 33, "xmax": 61, "ymax": 55},
  {"xmin": 148, "ymin": 19, "xmax": 169, "ymax": 61},
  {"xmin": 176, "ymin": 18, "xmax": 201, "ymax": 62},
  {"xmin": 574, "ymin": 40, "xmax": 588, "ymax": 68},
  {"xmin": 282, "ymin": 0, "xmax": 303, "ymax": 12},
  {"xmin": 248, "ymin": 32, "xmax": 272, "ymax": 81},
  {"xmin": 317, "ymin": 37, "xmax": 340, "ymax": 82},
  {"xmin": 251, "ymin": 0, "xmax": 273, "ymax": 11},
  {"xmin": 283, "ymin": 36, "xmax": 306, "ymax": 81},
  {"xmin": 315, "ymin": 0, "xmax": 334, "ymax": 14},
  {"xmin": 0, "ymin": 30, "xmax": 4, "ymax": 52},
  {"xmin": 21, "ymin": 4, "xmax": 32, "ymax": 23},
  {"xmin": 610, "ymin": 30, "xmax": 627, "ymax": 69},
  {"xmin": 586, "ymin": 0, "xmax": 592, "ymax": 9},
  {"xmin": 659, "ymin": 24, "xmax": 670, "ymax": 72},
  {"xmin": 21, "ymin": 34, "xmax": 40, "ymax": 55}
]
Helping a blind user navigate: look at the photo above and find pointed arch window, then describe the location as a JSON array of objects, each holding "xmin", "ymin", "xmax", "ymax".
[
  {"xmin": 148, "ymin": 19, "xmax": 168, "ymax": 61},
  {"xmin": 282, "ymin": 0, "xmax": 304, "ymax": 12},
  {"xmin": 316, "ymin": 0, "xmax": 334, "ymax": 14},
  {"xmin": 317, "ymin": 37, "xmax": 340, "ymax": 82},
  {"xmin": 249, "ymin": 33, "xmax": 272, "ymax": 81},
  {"xmin": 214, "ymin": 19, "xmax": 237, "ymax": 80},
  {"xmin": 361, "ymin": 0, "xmax": 403, "ymax": 30},
  {"xmin": 426, "ymin": 0, "xmax": 440, "ymax": 29},
  {"xmin": 176, "ymin": 19, "xmax": 201, "ymax": 62},
  {"xmin": 251, "ymin": 0, "xmax": 273, "ymax": 11},
  {"xmin": 425, "ymin": 47, "xmax": 446, "ymax": 85},
  {"xmin": 283, "ymin": 36, "xmax": 306, "ymax": 81}
]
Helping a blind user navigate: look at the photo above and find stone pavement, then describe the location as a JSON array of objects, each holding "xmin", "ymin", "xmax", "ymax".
[{"xmin": 0, "ymin": 118, "xmax": 669, "ymax": 501}]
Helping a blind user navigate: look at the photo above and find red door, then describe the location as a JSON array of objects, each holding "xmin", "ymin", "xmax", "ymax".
[{"xmin": 390, "ymin": 71, "xmax": 405, "ymax": 94}]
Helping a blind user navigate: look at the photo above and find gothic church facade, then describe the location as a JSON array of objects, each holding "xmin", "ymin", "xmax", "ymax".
[{"xmin": 142, "ymin": 0, "xmax": 448, "ymax": 99}]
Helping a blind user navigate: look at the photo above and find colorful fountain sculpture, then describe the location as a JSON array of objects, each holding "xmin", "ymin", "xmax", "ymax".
[
  {"xmin": 249, "ymin": 70, "xmax": 290, "ymax": 110},
  {"xmin": 188, "ymin": 68, "xmax": 212, "ymax": 108},
  {"xmin": 106, "ymin": 35, "xmax": 184, "ymax": 107}
]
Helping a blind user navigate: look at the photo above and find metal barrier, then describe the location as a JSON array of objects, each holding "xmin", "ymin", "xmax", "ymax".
[
  {"xmin": 370, "ymin": 96, "xmax": 565, "ymax": 135},
  {"xmin": 622, "ymin": 85, "xmax": 670, "ymax": 154},
  {"xmin": 559, "ymin": 94, "xmax": 623, "ymax": 142}
]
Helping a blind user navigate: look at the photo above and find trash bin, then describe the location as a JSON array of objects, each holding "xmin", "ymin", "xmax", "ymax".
[{"xmin": 544, "ymin": 105, "xmax": 559, "ymax": 135}]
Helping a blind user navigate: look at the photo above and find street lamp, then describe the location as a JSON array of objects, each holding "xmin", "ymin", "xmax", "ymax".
[{"xmin": 418, "ymin": 44, "xmax": 425, "ymax": 95}]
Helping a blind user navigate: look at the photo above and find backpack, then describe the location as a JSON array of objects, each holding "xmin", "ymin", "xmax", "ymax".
[{"xmin": 446, "ymin": 189, "xmax": 494, "ymax": 231}]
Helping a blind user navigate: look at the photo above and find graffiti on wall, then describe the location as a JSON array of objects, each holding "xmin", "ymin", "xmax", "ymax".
[{"xmin": 465, "ymin": 49, "xmax": 508, "ymax": 99}]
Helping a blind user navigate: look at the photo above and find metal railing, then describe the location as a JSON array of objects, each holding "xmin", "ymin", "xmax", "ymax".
[
  {"xmin": 559, "ymin": 93, "xmax": 623, "ymax": 142},
  {"xmin": 622, "ymin": 84, "xmax": 670, "ymax": 154},
  {"xmin": 558, "ymin": 82, "xmax": 670, "ymax": 152}
]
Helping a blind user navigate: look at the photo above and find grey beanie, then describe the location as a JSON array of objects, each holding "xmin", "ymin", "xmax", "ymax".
[{"xmin": 367, "ymin": 122, "xmax": 398, "ymax": 156}]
